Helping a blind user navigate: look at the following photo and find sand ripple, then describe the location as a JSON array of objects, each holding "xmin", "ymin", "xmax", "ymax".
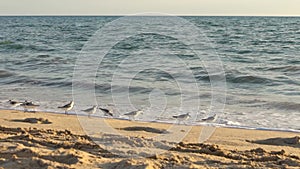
[{"xmin": 0, "ymin": 125, "xmax": 299, "ymax": 168}]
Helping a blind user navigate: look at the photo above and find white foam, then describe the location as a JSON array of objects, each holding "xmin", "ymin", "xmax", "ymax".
[{"xmin": 1, "ymin": 101, "xmax": 300, "ymax": 134}]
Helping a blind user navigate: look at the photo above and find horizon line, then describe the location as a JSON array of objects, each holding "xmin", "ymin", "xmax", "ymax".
[{"xmin": 0, "ymin": 14, "xmax": 300, "ymax": 17}]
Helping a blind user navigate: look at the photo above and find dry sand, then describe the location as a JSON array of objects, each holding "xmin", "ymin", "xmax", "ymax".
[{"xmin": 0, "ymin": 109, "xmax": 299, "ymax": 169}]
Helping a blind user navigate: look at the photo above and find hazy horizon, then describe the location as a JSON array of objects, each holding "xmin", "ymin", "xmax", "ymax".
[
  {"xmin": 0, "ymin": 0, "xmax": 299, "ymax": 16},
  {"xmin": 1, "ymin": 14, "xmax": 300, "ymax": 17}
]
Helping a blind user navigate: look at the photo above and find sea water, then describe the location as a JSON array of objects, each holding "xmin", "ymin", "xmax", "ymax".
[{"xmin": 0, "ymin": 16, "xmax": 299, "ymax": 131}]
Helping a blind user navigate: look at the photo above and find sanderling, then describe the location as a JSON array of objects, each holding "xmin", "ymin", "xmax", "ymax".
[
  {"xmin": 20, "ymin": 101, "xmax": 39, "ymax": 112},
  {"xmin": 8, "ymin": 100, "xmax": 23, "ymax": 107},
  {"xmin": 173, "ymin": 113, "xmax": 191, "ymax": 124},
  {"xmin": 82, "ymin": 105, "xmax": 97, "ymax": 118},
  {"xmin": 124, "ymin": 110, "xmax": 143, "ymax": 120},
  {"xmin": 99, "ymin": 107, "xmax": 113, "ymax": 117},
  {"xmin": 58, "ymin": 101, "xmax": 74, "ymax": 114},
  {"xmin": 201, "ymin": 114, "xmax": 217, "ymax": 122}
]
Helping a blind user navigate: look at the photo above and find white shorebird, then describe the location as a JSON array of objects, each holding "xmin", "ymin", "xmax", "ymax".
[
  {"xmin": 20, "ymin": 101, "xmax": 39, "ymax": 112},
  {"xmin": 99, "ymin": 107, "xmax": 113, "ymax": 117},
  {"xmin": 8, "ymin": 100, "xmax": 23, "ymax": 107},
  {"xmin": 173, "ymin": 113, "xmax": 191, "ymax": 124},
  {"xmin": 82, "ymin": 105, "xmax": 97, "ymax": 118},
  {"xmin": 201, "ymin": 114, "xmax": 217, "ymax": 122},
  {"xmin": 58, "ymin": 101, "xmax": 74, "ymax": 114},
  {"xmin": 124, "ymin": 110, "xmax": 143, "ymax": 121}
]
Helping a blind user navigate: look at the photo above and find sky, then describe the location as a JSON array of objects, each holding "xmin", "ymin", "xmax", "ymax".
[{"xmin": 0, "ymin": 0, "xmax": 299, "ymax": 16}]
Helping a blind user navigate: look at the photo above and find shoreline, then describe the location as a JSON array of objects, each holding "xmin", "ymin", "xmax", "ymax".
[{"xmin": 1, "ymin": 107, "xmax": 299, "ymax": 134}]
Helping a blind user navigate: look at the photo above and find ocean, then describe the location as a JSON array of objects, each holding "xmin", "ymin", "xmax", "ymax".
[{"xmin": 0, "ymin": 16, "xmax": 299, "ymax": 131}]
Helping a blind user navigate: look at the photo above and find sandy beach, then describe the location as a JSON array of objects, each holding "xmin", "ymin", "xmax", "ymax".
[{"xmin": 0, "ymin": 109, "xmax": 299, "ymax": 169}]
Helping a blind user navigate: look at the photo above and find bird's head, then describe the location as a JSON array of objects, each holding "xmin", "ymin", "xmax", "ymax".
[{"xmin": 137, "ymin": 110, "xmax": 143, "ymax": 115}]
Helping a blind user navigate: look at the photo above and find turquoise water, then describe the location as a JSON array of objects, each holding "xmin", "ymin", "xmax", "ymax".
[{"xmin": 0, "ymin": 16, "xmax": 299, "ymax": 130}]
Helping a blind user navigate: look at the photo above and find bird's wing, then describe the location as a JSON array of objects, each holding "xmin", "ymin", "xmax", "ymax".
[
  {"xmin": 124, "ymin": 111, "xmax": 134, "ymax": 115},
  {"xmin": 101, "ymin": 108, "xmax": 113, "ymax": 116},
  {"xmin": 172, "ymin": 115, "xmax": 179, "ymax": 118},
  {"xmin": 82, "ymin": 107, "xmax": 92, "ymax": 112},
  {"xmin": 99, "ymin": 108, "xmax": 109, "ymax": 113},
  {"xmin": 202, "ymin": 115, "xmax": 216, "ymax": 121},
  {"xmin": 58, "ymin": 104, "xmax": 69, "ymax": 108}
]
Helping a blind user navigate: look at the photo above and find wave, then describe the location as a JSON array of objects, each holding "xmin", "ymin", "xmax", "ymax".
[
  {"xmin": 287, "ymin": 60, "xmax": 300, "ymax": 64},
  {"xmin": 196, "ymin": 70, "xmax": 272, "ymax": 84},
  {"xmin": 0, "ymin": 42, "xmax": 24, "ymax": 50},
  {"xmin": 237, "ymin": 50, "xmax": 252, "ymax": 54},
  {"xmin": 36, "ymin": 54, "xmax": 51, "ymax": 58},
  {"xmin": 230, "ymin": 56, "xmax": 257, "ymax": 63},
  {"xmin": 0, "ymin": 41, "xmax": 57, "ymax": 52},
  {"xmin": 266, "ymin": 65, "xmax": 300, "ymax": 72},
  {"xmin": 264, "ymin": 101, "xmax": 300, "ymax": 111},
  {"xmin": 4, "ymin": 77, "xmax": 44, "ymax": 85},
  {"xmin": 8, "ymin": 56, "xmax": 69, "ymax": 67},
  {"xmin": 0, "ymin": 40, "xmax": 14, "ymax": 45},
  {"xmin": 27, "ymin": 45, "xmax": 56, "ymax": 52},
  {"xmin": 0, "ymin": 70, "xmax": 15, "ymax": 78},
  {"xmin": 229, "ymin": 75, "xmax": 272, "ymax": 84},
  {"xmin": 44, "ymin": 81, "xmax": 72, "ymax": 87},
  {"xmin": 263, "ymin": 50, "xmax": 284, "ymax": 55},
  {"xmin": 95, "ymin": 83, "xmax": 182, "ymax": 96},
  {"xmin": 3, "ymin": 75, "xmax": 72, "ymax": 88}
]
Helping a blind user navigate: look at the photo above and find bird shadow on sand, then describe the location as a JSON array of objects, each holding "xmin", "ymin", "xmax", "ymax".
[
  {"xmin": 246, "ymin": 136, "xmax": 300, "ymax": 148},
  {"xmin": 10, "ymin": 118, "xmax": 52, "ymax": 124},
  {"xmin": 118, "ymin": 126, "xmax": 170, "ymax": 134}
]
